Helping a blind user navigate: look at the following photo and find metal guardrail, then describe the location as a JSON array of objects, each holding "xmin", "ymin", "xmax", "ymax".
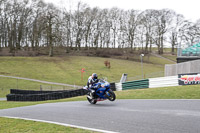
[
  {"xmin": 122, "ymin": 79, "xmax": 149, "ymax": 90},
  {"xmin": 149, "ymin": 76, "xmax": 179, "ymax": 88}
]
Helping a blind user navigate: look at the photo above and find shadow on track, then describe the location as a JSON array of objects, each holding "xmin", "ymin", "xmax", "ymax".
[{"xmin": 85, "ymin": 101, "xmax": 117, "ymax": 107}]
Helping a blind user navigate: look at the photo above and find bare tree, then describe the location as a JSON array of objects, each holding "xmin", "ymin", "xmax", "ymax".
[
  {"xmin": 101, "ymin": 9, "xmax": 111, "ymax": 48},
  {"xmin": 169, "ymin": 14, "xmax": 185, "ymax": 54},
  {"xmin": 126, "ymin": 10, "xmax": 141, "ymax": 50},
  {"xmin": 45, "ymin": 4, "xmax": 60, "ymax": 56},
  {"xmin": 109, "ymin": 8, "xmax": 121, "ymax": 48},
  {"xmin": 179, "ymin": 21, "xmax": 198, "ymax": 46},
  {"xmin": 1, "ymin": 0, "xmax": 200, "ymax": 56},
  {"xmin": 140, "ymin": 9, "xmax": 158, "ymax": 53},
  {"xmin": 154, "ymin": 9, "xmax": 174, "ymax": 54},
  {"xmin": 29, "ymin": 0, "xmax": 47, "ymax": 50},
  {"xmin": 117, "ymin": 10, "xmax": 128, "ymax": 48},
  {"xmin": 73, "ymin": 2, "xmax": 88, "ymax": 50}
]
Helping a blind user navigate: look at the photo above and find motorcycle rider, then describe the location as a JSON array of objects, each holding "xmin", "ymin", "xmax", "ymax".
[{"xmin": 87, "ymin": 73, "xmax": 99, "ymax": 99}]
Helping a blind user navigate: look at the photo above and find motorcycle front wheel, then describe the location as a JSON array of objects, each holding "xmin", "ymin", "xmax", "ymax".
[{"xmin": 105, "ymin": 89, "xmax": 116, "ymax": 101}]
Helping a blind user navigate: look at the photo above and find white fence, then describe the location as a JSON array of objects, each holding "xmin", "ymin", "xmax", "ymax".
[{"xmin": 149, "ymin": 76, "xmax": 179, "ymax": 88}]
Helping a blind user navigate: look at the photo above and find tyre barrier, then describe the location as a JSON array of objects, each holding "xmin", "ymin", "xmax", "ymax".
[
  {"xmin": 7, "ymin": 89, "xmax": 88, "ymax": 101},
  {"xmin": 10, "ymin": 89, "xmax": 70, "ymax": 94},
  {"xmin": 110, "ymin": 83, "xmax": 116, "ymax": 91}
]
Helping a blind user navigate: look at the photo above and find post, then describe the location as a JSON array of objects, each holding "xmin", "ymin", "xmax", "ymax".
[
  {"xmin": 120, "ymin": 73, "xmax": 128, "ymax": 83},
  {"xmin": 81, "ymin": 72, "xmax": 83, "ymax": 80},
  {"xmin": 40, "ymin": 85, "xmax": 42, "ymax": 91},
  {"xmin": 81, "ymin": 68, "xmax": 85, "ymax": 81},
  {"xmin": 17, "ymin": 78, "xmax": 18, "ymax": 89},
  {"xmin": 140, "ymin": 54, "xmax": 144, "ymax": 79}
]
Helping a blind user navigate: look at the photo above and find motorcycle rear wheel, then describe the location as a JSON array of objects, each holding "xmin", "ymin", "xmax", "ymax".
[{"xmin": 87, "ymin": 97, "xmax": 97, "ymax": 104}]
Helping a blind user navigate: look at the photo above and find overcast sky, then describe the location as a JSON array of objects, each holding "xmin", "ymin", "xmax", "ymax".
[{"xmin": 44, "ymin": 0, "xmax": 199, "ymax": 22}]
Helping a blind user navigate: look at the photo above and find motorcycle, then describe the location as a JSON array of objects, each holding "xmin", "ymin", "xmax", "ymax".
[{"xmin": 83, "ymin": 79, "xmax": 116, "ymax": 104}]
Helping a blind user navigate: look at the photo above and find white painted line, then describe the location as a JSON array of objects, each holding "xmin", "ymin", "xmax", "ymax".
[
  {"xmin": 0, "ymin": 98, "xmax": 6, "ymax": 101},
  {"xmin": 2, "ymin": 116, "xmax": 119, "ymax": 133}
]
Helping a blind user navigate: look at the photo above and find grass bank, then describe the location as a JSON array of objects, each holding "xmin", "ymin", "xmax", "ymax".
[{"xmin": 0, "ymin": 56, "xmax": 165, "ymax": 84}]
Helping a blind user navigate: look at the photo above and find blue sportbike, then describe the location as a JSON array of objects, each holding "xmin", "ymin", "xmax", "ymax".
[{"xmin": 84, "ymin": 79, "xmax": 116, "ymax": 104}]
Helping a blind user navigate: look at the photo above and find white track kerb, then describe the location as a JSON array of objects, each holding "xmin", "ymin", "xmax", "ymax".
[{"xmin": 2, "ymin": 116, "xmax": 119, "ymax": 133}]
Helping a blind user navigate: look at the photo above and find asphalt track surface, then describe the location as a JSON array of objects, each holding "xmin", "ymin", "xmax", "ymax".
[{"xmin": 1, "ymin": 100, "xmax": 200, "ymax": 133}]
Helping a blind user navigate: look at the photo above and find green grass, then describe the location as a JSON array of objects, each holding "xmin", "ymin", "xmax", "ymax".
[
  {"xmin": 151, "ymin": 48, "xmax": 177, "ymax": 53},
  {"xmin": 0, "ymin": 56, "xmax": 166, "ymax": 97},
  {"xmin": 115, "ymin": 54, "xmax": 174, "ymax": 66},
  {"xmin": 142, "ymin": 55, "xmax": 175, "ymax": 65},
  {"xmin": 0, "ymin": 117, "xmax": 95, "ymax": 133},
  {"xmin": 162, "ymin": 54, "xmax": 177, "ymax": 62}
]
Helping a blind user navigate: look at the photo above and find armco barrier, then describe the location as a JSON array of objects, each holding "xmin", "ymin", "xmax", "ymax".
[
  {"xmin": 122, "ymin": 79, "xmax": 149, "ymax": 90},
  {"xmin": 115, "ymin": 83, "xmax": 122, "ymax": 91},
  {"xmin": 149, "ymin": 76, "xmax": 179, "ymax": 88},
  {"xmin": 116, "ymin": 74, "xmax": 199, "ymax": 91},
  {"xmin": 7, "ymin": 89, "xmax": 88, "ymax": 101}
]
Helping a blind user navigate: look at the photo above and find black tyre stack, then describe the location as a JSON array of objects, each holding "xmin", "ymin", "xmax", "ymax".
[
  {"xmin": 6, "ymin": 89, "xmax": 88, "ymax": 101},
  {"xmin": 110, "ymin": 83, "xmax": 116, "ymax": 91}
]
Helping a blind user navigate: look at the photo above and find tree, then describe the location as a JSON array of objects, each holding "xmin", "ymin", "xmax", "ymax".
[
  {"xmin": 45, "ymin": 3, "xmax": 60, "ymax": 56},
  {"xmin": 29, "ymin": 0, "xmax": 47, "ymax": 50},
  {"xmin": 1, "ymin": 0, "xmax": 200, "ymax": 56},
  {"xmin": 154, "ymin": 9, "xmax": 174, "ymax": 54},
  {"xmin": 169, "ymin": 14, "xmax": 185, "ymax": 54},
  {"xmin": 126, "ymin": 10, "xmax": 140, "ymax": 50},
  {"xmin": 73, "ymin": 2, "xmax": 88, "ymax": 50},
  {"xmin": 179, "ymin": 21, "xmax": 197, "ymax": 46},
  {"xmin": 140, "ymin": 9, "xmax": 157, "ymax": 53},
  {"xmin": 101, "ymin": 9, "xmax": 111, "ymax": 48}
]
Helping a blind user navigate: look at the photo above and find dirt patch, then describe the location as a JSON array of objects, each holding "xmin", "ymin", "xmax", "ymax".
[
  {"xmin": 0, "ymin": 72, "xmax": 11, "ymax": 75},
  {"xmin": 0, "ymin": 48, "xmax": 39, "ymax": 56}
]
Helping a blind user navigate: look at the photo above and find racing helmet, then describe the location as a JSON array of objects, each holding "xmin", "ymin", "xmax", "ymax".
[{"xmin": 92, "ymin": 73, "xmax": 98, "ymax": 80}]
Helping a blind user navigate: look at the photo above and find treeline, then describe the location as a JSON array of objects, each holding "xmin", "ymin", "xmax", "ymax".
[{"xmin": 0, "ymin": 0, "xmax": 200, "ymax": 56}]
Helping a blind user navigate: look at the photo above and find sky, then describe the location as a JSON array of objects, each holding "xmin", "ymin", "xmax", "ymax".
[{"xmin": 44, "ymin": 0, "xmax": 200, "ymax": 22}]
